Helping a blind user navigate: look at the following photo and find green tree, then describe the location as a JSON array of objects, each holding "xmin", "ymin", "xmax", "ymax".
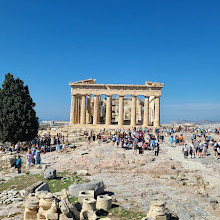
[{"xmin": 0, "ymin": 73, "xmax": 39, "ymax": 144}]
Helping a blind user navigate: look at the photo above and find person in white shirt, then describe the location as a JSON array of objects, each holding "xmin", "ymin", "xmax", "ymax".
[
  {"xmin": 213, "ymin": 142, "xmax": 218, "ymax": 157},
  {"xmin": 199, "ymin": 142, "xmax": 203, "ymax": 157},
  {"xmin": 183, "ymin": 143, "xmax": 188, "ymax": 159},
  {"xmin": 217, "ymin": 145, "xmax": 220, "ymax": 160}
]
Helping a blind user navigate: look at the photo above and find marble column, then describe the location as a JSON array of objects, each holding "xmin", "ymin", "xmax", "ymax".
[
  {"xmin": 93, "ymin": 95, "xmax": 99, "ymax": 125},
  {"xmin": 98, "ymin": 96, "xmax": 101, "ymax": 123},
  {"xmin": 105, "ymin": 95, "xmax": 112, "ymax": 125},
  {"xmin": 78, "ymin": 96, "xmax": 81, "ymax": 124},
  {"xmin": 86, "ymin": 95, "xmax": 91, "ymax": 124},
  {"xmin": 154, "ymin": 96, "xmax": 160, "ymax": 127},
  {"xmin": 70, "ymin": 94, "xmax": 76, "ymax": 124},
  {"xmin": 151, "ymin": 106, "xmax": 155, "ymax": 126},
  {"xmin": 118, "ymin": 95, "xmax": 124, "ymax": 126},
  {"xmin": 75, "ymin": 96, "xmax": 79, "ymax": 124},
  {"xmin": 130, "ymin": 95, "xmax": 136, "ymax": 126},
  {"xmin": 80, "ymin": 95, "xmax": 86, "ymax": 124},
  {"xmin": 143, "ymin": 96, "xmax": 149, "ymax": 127},
  {"xmin": 136, "ymin": 99, "xmax": 142, "ymax": 123}
]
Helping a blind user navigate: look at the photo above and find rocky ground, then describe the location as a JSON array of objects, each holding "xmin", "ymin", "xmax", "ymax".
[
  {"xmin": 0, "ymin": 130, "xmax": 220, "ymax": 219},
  {"xmin": 41, "ymin": 132, "xmax": 220, "ymax": 220}
]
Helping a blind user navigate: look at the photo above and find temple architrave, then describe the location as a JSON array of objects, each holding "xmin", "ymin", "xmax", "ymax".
[{"xmin": 69, "ymin": 79, "xmax": 164, "ymax": 128}]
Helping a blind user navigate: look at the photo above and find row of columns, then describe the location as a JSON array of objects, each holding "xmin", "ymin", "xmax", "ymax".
[{"xmin": 70, "ymin": 94, "xmax": 160, "ymax": 127}]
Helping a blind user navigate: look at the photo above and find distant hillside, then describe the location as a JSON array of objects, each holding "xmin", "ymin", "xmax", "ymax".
[
  {"xmin": 195, "ymin": 120, "xmax": 220, "ymax": 125},
  {"xmin": 169, "ymin": 120, "xmax": 220, "ymax": 125}
]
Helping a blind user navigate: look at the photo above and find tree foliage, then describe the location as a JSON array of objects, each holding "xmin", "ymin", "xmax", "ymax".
[{"xmin": 0, "ymin": 73, "xmax": 39, "ymax": 144}]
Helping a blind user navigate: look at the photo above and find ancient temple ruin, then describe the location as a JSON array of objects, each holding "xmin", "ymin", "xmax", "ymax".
[{"xmin": 69, "ymin": 79, "xmax": 164, "ymax": 127}]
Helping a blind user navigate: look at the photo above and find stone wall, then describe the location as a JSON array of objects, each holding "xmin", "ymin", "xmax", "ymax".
[{"xmin": 0, "ymin": 152, "xmax": 17, "ymax": 170}]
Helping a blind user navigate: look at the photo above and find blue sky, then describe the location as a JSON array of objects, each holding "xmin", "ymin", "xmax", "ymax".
[{"xmin": 0, "ymin": 0, "xmax": 220, "ymax": 123}]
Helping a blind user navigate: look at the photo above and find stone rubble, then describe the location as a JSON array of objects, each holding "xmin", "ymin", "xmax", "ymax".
[
  {"xmin": 81, "ymin": 198, "xmax": 96, "ymax": 212},
  {"xmin": 1, "ymin": 125, "xmax": 220, "ymax": 219},
  {"xmin": 96, "ymin": 195, "xmax": 112, "ymax": 212},
  {"xmin": 78, "ymin": 190, "xmax": 94, "ymax": 204},
  {"xmin": 80, "ymin": 210, "xmax": 98, "ymax": 220},
  {"xmin": 22, "ymin": 183, "xmax": 115, "ymax": 220},
  {"xmin": 68, "ymin": 180, "xmax": 104, "ymax": 198},
  {"xmin": 0, "ymin": 189, "xmax": 25, "ymax": 204},
  {"xmin": 44, "ymin": 168, "xmax": 57, "ymax": 179},
  {"xmin": 0, "ymin": 152, "xmax": 17, "ymax": 170},
  {"xmin": 24, "ymin": 190, "xmax": 79, "ymax": 220},
  {"xmin": 75, "ymin": 170, "xmax": 89, "ymax": 176},
  {"xmin": 146, "ymin": 201, "xmax": 171, "ymax": 220}
]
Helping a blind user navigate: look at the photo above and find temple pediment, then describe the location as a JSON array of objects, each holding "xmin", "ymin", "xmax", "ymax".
[
  {"xmin": 70, "ymin": 79, "xmax": 164, "ymax": 97},
  {"xmin": 71, "ymin": 79, "xmax": 96, "ymax": 85},
  {"xmin": 145, "ymin": 81, "xmax": 164, "ymax": 87},
  {"xmin": 70, "ymin": 79, "xmax": 164, "ymax": 88}
]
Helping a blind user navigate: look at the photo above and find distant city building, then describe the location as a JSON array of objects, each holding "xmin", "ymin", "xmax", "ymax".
[{"xmin": 40, "ymin": 121, "xmax": 69, "ymax": 126}]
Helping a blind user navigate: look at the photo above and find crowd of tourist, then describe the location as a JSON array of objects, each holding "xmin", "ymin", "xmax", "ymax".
[
  {"xmin": 96, "ymin": 126, "xmax": 220, "ymax": 160},
  {"xmin": 1, "ymin": 126, "xmax": 219, "ymax": 174},
  {"xmin": 0, "ymin": 132, "xmax": 69, "ymax": 173},
  {"xmin": 109, "ymin": 128, "xmax": 161, "ymax": 156}
]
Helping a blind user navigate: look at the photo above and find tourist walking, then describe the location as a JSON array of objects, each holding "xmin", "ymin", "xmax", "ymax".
[
  {"xmin": 112, "ymin": 135, "xmax": 116, "ymax": 144},
  {"xmin": 199, "ymin": 141, "xmax": 204, "ymax": 157},
  {"xmin": 203, "ymin": 141, "xmax": 208, "ymax": 156},
  {"xmin": 189, "ymin": 145, "xmax": 193, "ymax": 158},
  {"xmin": 190, "ymin": 142, "xmax": 196, "ymax": 158},
  {"xmin": 56, "ymin": 143, "xmax": 61, "ymax": 152},
  {"xmin": 195, "ymin": 141, "xmax": 199, "ymax": 157},
  {"xmin": 53, "ymin": 136, "xmax": 56, "ymax": 145},
  {"xmin": 175, "ymin": 136, "xmax": 179, "ymax": 145},
  {"xmin": 31, "ymin": 145, "xmax": 36, "ymax": 164},
  {"xmin": 116, "ymin": 135, "xmax": 120, "ymax": 148},
  {"xmin": 92, "ymin": 134, "xmax": 96, "ymax": 141},
  {"xmin": 169, "ymin": 136, "xmax": 174, "ymax": 147},
  {"xmin": 26, "ymin": 149, "xmax": 33, "ymax": 169},
  {"xmin": 214, "ymin": 142, "xmax": 218, "ymax": 157},
  {"xmin": 35, "ymin": 147, "xmax": 41, "ymax": 165},
  {"xmin": 16, "ymin": 156, "xmax": 22, "ymax": 174},
  {"xmin": 133, "ymin": 141, "xmax": 137, "ymax": 154},
  {"xmin": 121, "ymin": 138, "xmax": 124, "ymax": 148},
  {"xmin": 154, "ymin": 143, "xmax": 159, "ymax": 156},
  {"xmin": 179, "ymin": 134, "xmax": 183, "ymax": 143},
  {"xmin": 217, "ymin": 145, "xmax": 220, "ymax": 160},
  {"xmin": 150, "ymin": 138, "xmax": 156, "ymax": 150},
  {"xmin": 160, "ymin": 134, "xmax": 164, "ymax": 142},
  {"xmin": 97, "ymin": 133, "xmax": 101, "ymax": 145},
  {"xmin": 183, "ymin": 143, "xmax": 188, "ymax": 159},
  {"xmin": 138, "ymin": 141, "xmax": 143, "ymax": 154},
  {"xmin": 41, "ymin": 144, "xmax": 46, "ymax": 154},
  {"xmin": 88, "ymin": 136, "xmax": 91, "ymax": 145}
]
